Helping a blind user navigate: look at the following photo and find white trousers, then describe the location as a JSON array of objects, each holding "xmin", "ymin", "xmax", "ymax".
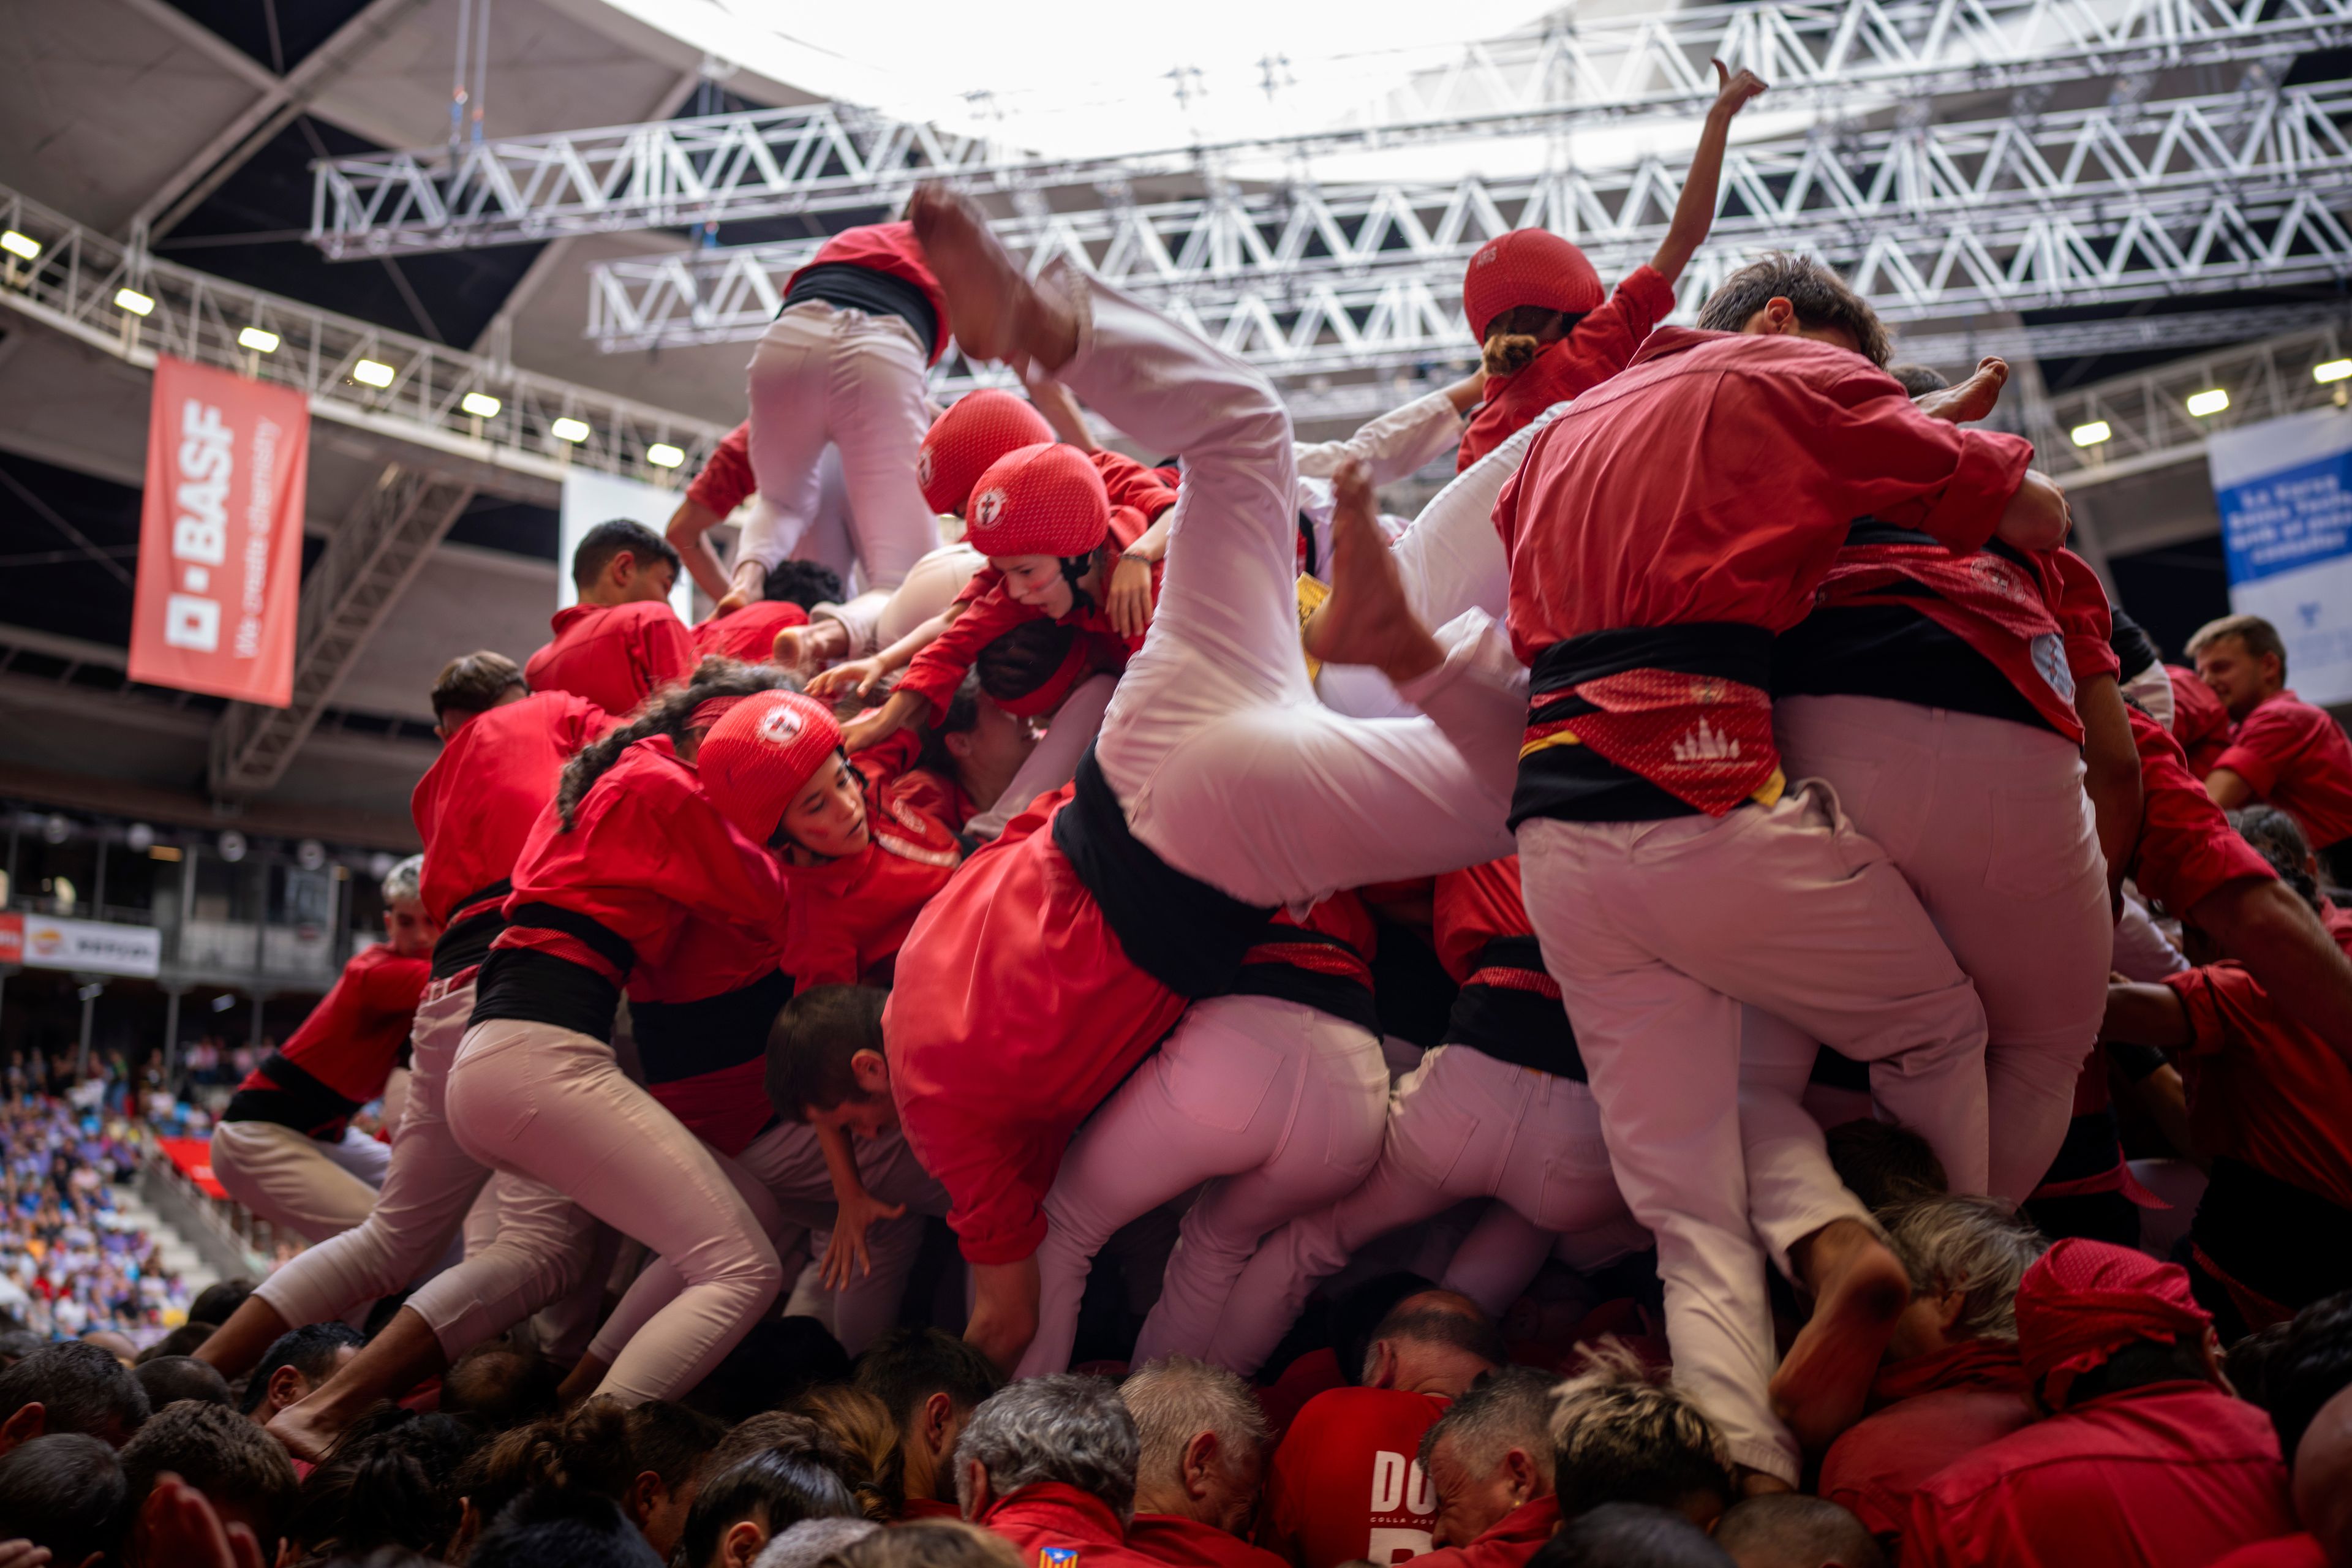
[
  {"xmin": 1205, "ymin": 1044, "xmax": 1624, "ymax": 1376},
  {"xmin": 252, "ymin": 979, "xmax": 598, "ymax": 1356},
  {"xmin": 211, "ymin": 1121, "xmax": 388, "ymax": 1245},
  {"xmin": 445, "ymin": 1018, "xmax": 783, "ymax": 1404},
  {"xmin": 1777, "ymin": 695, "xmax": 2111, "ymax": 1202},
  {"xmin": 815, "ymin": 544, "xmax": 982, "ymax": 659},
  {"xmin": 1518, "ymin": 785, "xmax": 1989, "ymax": 1483},
  {"xmin": 1051, "ymin": 268, "xmax": 1525, "ymax": 908},
  {"xmin": 744, "ymin": 301, "xmax": 939, "ymax": 592},
  {"xmin": 1014, "ymin": 995, "xmax": 1390, "ymax": 1380}
]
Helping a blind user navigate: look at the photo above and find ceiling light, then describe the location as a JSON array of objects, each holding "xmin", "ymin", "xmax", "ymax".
[
  {"xmin": 646, "ymin": 442, "xmax": 685, "ymax": 469},
  {"xmin": 2315, "ymin": 359, "xmax": 2352, "ymax": 385},
  {"xmin": 237, "ymin": 326, "xmax": 280, "ymax": 353},
  {"xmin": 114, "ymin": 287, "xmax": 154, "ymax": 316},
  {"xmin": 352, "ymin": 358, "xmax": 396, "ymax": 387},
  {"xmin": 2070, "ymin": 420, "xmax": 2113, "ymax": 447},
  {"xmin": 549, "ymin": 417, "xmax": 591, "ymax": 443},
  {"xmin": 1, "ymin": 230, "xmax": 40, "ymax": 261},
  {"xmin": 461, "ymin": 391, "xmax": 501, "ymax": 418},
  {"xmin": 2186, "ymin": 388, "xmax": 2230, "ymax": 417}
]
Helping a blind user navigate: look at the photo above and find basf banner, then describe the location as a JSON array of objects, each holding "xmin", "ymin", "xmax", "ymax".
[
  {"xmin": 558, "ymin": 467, "xmax": 694, "ymax": 619},
  {"xmin": 2207, "ymin": 406, "xmax": 2352, "ymax": 707},
  {"xmin": 129, "ymin": 355, "xmax": 311, "ymax": 706}
]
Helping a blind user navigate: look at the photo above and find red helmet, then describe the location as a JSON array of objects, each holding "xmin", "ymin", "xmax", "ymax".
[
  {"xmin": 918, "ymin": 390, "xmax": 1055, "ymax": 515},
  {"xmin": 1461, "ymin": 229, "xmax": 1605, "ymax": 342},
  {"xmin": 963, "ymin": 443, "xmax": 1112, "ymax": 560},
  {"xmin": 696, "ymin": 689, "xmax": 844, "ymax": 844}
]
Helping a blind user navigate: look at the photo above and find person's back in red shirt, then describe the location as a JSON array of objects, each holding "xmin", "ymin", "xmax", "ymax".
[
  {"xmin": 2216, "ymin": 690, "xmax": 2352, "ymax": 861},
  {"xmin": 979, "ymin": 1482, "xmax": 1163, "ymax": 1568},
  {"xmin": 1129, "ymin": 1512, "xmax": 1292, "ymax": 1568},
  {"xmin": 1258, "ymin": 1387, "xmax": 1448, "ymax": 1568},
  {"xmin": 528, "ymin": 600, "xmax": 695, "ymax": 718},
  {"xmin": 1819, "ymin": 1339, "xmax": 2036, "ymax": 1542}
]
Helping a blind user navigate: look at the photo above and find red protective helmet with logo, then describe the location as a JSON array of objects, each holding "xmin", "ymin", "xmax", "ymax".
[
  {"xmin": 1461, "ymin": 229, "xmax": 1605, "ymax": 343},
  {"xmin": 962, "ymin": 442, "xmax": 1113, "ymax": 561},
  {"xmin": 696, "ymin": 689, "xmax": 845, "ymax": 845},
  {"xmin": 918, "ymin": 390, "xmax": 1057, "ymax": 515}
]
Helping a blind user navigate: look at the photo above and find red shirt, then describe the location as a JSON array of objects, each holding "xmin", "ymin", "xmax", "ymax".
[
  {"xmin": 1496, "ymin": 330, "xmax": 2030, "ymax": 665},
  {"xmin": 886, "ymin": 788, "xmax": 1186, "ymax": 1265},
  {"xmin": 411, "ymin": 692, "xmax": 609, "ymax": 926},
  {"xmin": 1258, "ymin": 1387, "xmax": 1449, "ymax": 1568},
  {"xmin": 235, "ymin": 944, "xmax": 429, "ymax": 1128},
  {"xmin": 782, "ymin": 747, "xmax": 963, "ymax": 988},
  {"xmin": 692, "ymin": 599, "xmax": 809, "ymax": 664},
  {"xmin": 688, "ymin": 420, "xmax": 753, "ymax": 516},
  {"xmin": 790, "ymin": 223, "xmax": 951, "ymax": 365},
  {"xmin": 1457, "ymin": 267, "xmax": 1678, "ymax": 471},
  {"xmin": 2163, "ymin": 903, "xmax": 2352, "ymax": 1210},
  {"xmin": 2215, "ymin": 689, "xmax": 2352, "ymax": 850},
  {"xmin": 1819, "ymin": 1340, "xmax": 2035, "ymax": 1540},
  {"xmin": 526, "ymin": 600, "xmax": 696, "ymax": 718},
  {"xmin": 2211, "ymin": 1536, "xmax": 2329, "ymax": 1568},
  {"xmin": 979, "ymin": 1483, "xmax": 1161, "ymax": 1568},
  {"xmin": 2127, "ymin": 705, "xmax": 2278, "ymax": 916},
  {"xmin": 1899, "ymin": 1382, "xmax": 2294, "ymax": 1568},
  {"xmin": 2169, "ymin": 665, "xmax": 2233, "ymax": 775},
  {"xmin": 1402, "ymin": 1494, "xmax": 1560, "ymax": 1568},
  {"xmin": 1130, "ymin": 1513, "xmax": 1293, "ymax": 1568},
  {"xmin": 1431, "ymin": 858, "xmax": 1532, "ymax": 981}
]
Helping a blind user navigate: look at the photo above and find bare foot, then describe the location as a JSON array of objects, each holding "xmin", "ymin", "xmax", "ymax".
[
  {"xmin": 1770, "ymin": 1218, "xmax": 1912, "ymax": 1453},
  {"xmin": 264, "ymin": 1389, "xmax": 353, "ymax": 1463},
  {"xmin": 774, "ymin": 620, "xmax": 849, "ymax": 671},
  {"xmin": 1302, "ymin": 460, "xmax": 1443, "ymax": 684},
  {"xmin": 909, "ymin": 185, "xmax": 1076, "ymax": 369},
  {"xmin": 1917, "ymin": 356, "xmax": 2008, "ymax": 424}
]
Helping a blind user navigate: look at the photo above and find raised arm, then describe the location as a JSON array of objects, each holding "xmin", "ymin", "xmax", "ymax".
[{"xmin": 1650, "ymin": 61, "xmax": 1768, "ymax": 284}]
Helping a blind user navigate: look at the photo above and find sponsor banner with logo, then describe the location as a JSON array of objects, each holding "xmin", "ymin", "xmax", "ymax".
[
  {"xmin": 2208, "ymin": 407, "xmax": 2352, "ymax": 707},
  {"xmin": 129, "ymin": 355, "xmax": 311, "ymax": 706},
  {"xmin": 19, "ymin": 916, "xmax": 163, "ymax": 978}
]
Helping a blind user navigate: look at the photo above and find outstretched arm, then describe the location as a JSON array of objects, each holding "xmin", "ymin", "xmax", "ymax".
[{"xmin": 1651, "ymin": 61, "xmax": 1768, "ymax": 284}]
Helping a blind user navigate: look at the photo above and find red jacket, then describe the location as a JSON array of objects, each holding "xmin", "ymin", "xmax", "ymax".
[
  {"xmin": 1258, "ymin": 1387, "xmax": 1449, "ymax": 1568},
  {"xmin": 1819, "ymin": 1339, "xmax": 2035, "ymax": 1540},
  {"xmin": 2127, "ymin": 705, "xmax": 2278, "ymax": 916},
  {"xmin": 526, "ymin": 600, "xmax": 696, "ymax": 718},
  {"xmin": 692, "ymin": 600, "xmax": 809, "ymax": 664},
  {"xmin": 411, "ymin": 691, "xmax": 609, "ymax": 929},
  {"xmin": 2165, "ymin": 902, "xmax": 2352, "ymax": 1210},
  {"xmin": 2216, "ymin": 689, "xmax": 2352, "ymax": 850},
  {"xmin": 979, "ymin": 1483, "xmax": 1161, "ymax": 1568},
  {"xmin": 1496, "ymin": 330, "xmax": 2030, "ymax": 662},
  {"xmin": 229, "ymin": 944, "xmax": 429, "ymax": 1137},
  {"xmin": 791, "ymin": 222, "xmax": 952, "ymax": 364},
  {"xmin": 1403, "ymin": 1494, "xmax": 1560, "ymax": 1568},
  {"xmin": 1458, "ymin": 266, "xmax": 1677, "ymax": 472},
  {"xmin": 782, "ymin": 745, "xmax": 964, "ymax": 988},
  {"xmin": 1899, "ymin": 1382, "xmax": 2294, "ymax": 1568},
  {"xmin": 2169, "ymin": 665, "xmax": 2233, "ymax": 775},
  {"xmin": 886, "ymin": 788, "xmax": 1186, "ymax": 1265},
  {"xmin": 1130, "ymin": 1513, "xmax": 1293, "ymax": 1568}
]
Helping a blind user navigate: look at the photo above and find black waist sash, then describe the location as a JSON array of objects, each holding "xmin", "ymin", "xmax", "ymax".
[
  {"xmin": 2192, "ymin": 1156, "xmax": 2352, "ymax": 1310},
  {"xmin": 631, "ymin": 969, "xmax": 796, "ymax": 1085},
  {"xmin": 222, "ymin": 1051, "xmax": 362, "ymax": 1140},
  {"xmin": 469, "ymin": 948, "xmax": 622, "ymax": 1044},
  {"xmin": 785, "ymin": 263, "xmax": 940, "ymax": 359},
  {"xmin": 1052, "ymin": 746, "xmax": 1277, "ymax": 998},
  {"xmin": 1442, "ymin": 936, "xmax": 1585, "ymax": 1081},
  {"xmin": 1228, "ymin": 928, "xmax": 1380, "ymax": 1036},
  {"xmin": 431, "ymin": 879, "xmax": 513, "ymax": 981}
]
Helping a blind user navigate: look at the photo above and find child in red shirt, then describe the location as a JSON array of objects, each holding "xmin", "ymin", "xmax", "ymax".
[{"xmin": 526, "ymin": 518, "xmax": 695, "ymax": 717}]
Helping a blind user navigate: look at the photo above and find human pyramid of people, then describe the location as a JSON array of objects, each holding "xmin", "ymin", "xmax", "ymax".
[{"xmin": 16, "ymin": 61, "xmax": 2352, "ymax": 1568}]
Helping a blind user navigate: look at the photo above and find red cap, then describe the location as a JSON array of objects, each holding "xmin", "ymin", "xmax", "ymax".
[
  {"xmin": 2015, "ymin": 1238, "xmax": 2212, "ymax": 1409},
  {"xmin": 918, "ymin": 390, "xmax": 1056, "ymax": 515},
  {"xmin": 963, "ymin": 443, "xmax": 1112, "ymax": 560},
  {"xmin": 1461, "ymin": 229, "xmax": 1605, "ymax": 342},
  {"xmin": 696, "ymin": 690, "xmax": 844, "ymax": 843}
]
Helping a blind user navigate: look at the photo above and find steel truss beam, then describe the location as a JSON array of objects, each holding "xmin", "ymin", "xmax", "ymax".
[
  {"xmin": 307, "ymin": 0, "xmax": 2352, "ymax": 257},
  {"xmin": 209, "ymin": 466, "xmax": 475, "ymax": 797},
  {"xmin": 0, "ymin": 183, "xmax": 725, "ymax": 493},
  {"xmin": 584, "ymin": 81, "xmax": 2352, "ymax": 370}
]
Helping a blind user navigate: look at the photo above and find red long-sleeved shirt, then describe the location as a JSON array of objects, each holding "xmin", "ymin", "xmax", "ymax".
[
  {"xmin": 1400, "ymin": 1495, "xmax": 1560, "ymax": 1568},
  {"xmin": 1258, "ymin": 1387, "xmax": 1449, "ymax": 1568},
  {"xmin": 687, "ymin": 420, "xmax": 753, "ymax": 516},
  {"xmin": 1901, "ymin": 1382, "xmax": 2293, "ymax": 1568},
  {"xmin": 1494, "ymin": 330, "xmax": 2034, "ymax": 666},
  {"xmin": 2169, "ymin": 665, "xmax": 2233, "ymax": 775},
  {"xmin": 782, "ymin": 745, "xmax": 963, "ymax": 988},
  {"xmin": 2127, "ymin": 705, "xmax": 2277, "ymax": 916},
  {"xmin": 525, "ymin": 600, "xmax": 696, "ymax": 718},
  {"xmin": 411, "ymin": 692, "xmax": 610, "ymax": 927},
  {"xmin": 979, "ymin": 1483, "xmax": 1162, "ymax": 1568},
  {"xmin": 691, "ymin": 600, "xmax": 809, "ymax": 664},
  {"xmin": 230, "ymin": 944, "xmax": 429, "ymax": 1136},
  {"xmin": 2164, "ymin": 902, "xmax": 2352, "ymax": 1210},
  {"xmin": 1818, "ymin": 1339, "xmax": 2034, "ymax": 1541},
  {"xmin": 1129, "ymin": 1513, "xmax": 1292, "ymax": 1568},
  {"xmin": 2215, "ymin": 689, "xmax": 2352, "ymax": 850},
  {"xmin": 1457, "ymin": 267, "xmax": 1677, "ymax": 472}
]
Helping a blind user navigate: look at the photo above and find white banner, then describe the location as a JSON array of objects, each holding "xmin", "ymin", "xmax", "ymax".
[
  {"xmin": 20, "ymin": 916, "xmax": 164, "ymax": 978},
  {"xmin": 2206, "ymin": 406, "xmax": 2352, "ymax": 707},
  {"xmin": 557, "ymin": 468, "xmax": 694, "ymax": 620}
]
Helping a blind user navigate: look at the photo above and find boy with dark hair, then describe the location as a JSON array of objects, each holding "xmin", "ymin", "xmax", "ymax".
[
  {"xmin": 855, "ymin": 1328, "xmax": 1007, "ymax": 1520},
  {"xmin": 432, "ymin": 649, "xmax": 529, "ymax": 729},
  {"xmin": 472, "ymin": 1485, "xmax": 663, "ymax": 1568},
  {"xmin": 2190, "ymin": 612, "xmax": 2352, "ymax": 882},
  {"xmin": 769, "ymin": 985, "xmax": 897, "ymax": 1137},
  {"xmin": 119, "ymin": 1400, "xmax": 300, "ymax": 1568},
  {"xmin": 241, "ymin": 1321, "xmax": 363, "ymax": 1419},
  {"xmin": 0, "ymin": 1433, "xmax": 132, "ymax": 1567},
  {"xmin": 527, "ymin": 518, "xmax": 695, "ymax": 717},
  {"xmin": 132, "ymin": 1355, "xmax": 234, "ymax": 1410},
  {"xmin": 0, "ymin": 1341, "xmax": 149, "ymax": 1453}
]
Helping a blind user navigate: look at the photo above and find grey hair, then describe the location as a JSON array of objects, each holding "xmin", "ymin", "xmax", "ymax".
[
  {"xmin": 1882, "ymin": 1195, "xmax": 2047, "ymax": 1344},
  {"xmin": 952, "ymin": 1374, "xmax": 1139, "ymax": 1522},
  {"xmin": 381, "ymin": 854, "xmax": 424, "ymax": 907},
  {"xmin": 756, "ymin": 1517, "xmax": 883, "ymax": 1568},
  {"xmin": 1122, "ymin": 1357, "xmax": 1270, "ymax": 1495},
  {"xmin": 1550, "ymin": 1340, "xmax": 1732, "ymax": 1517},
  {"xmin": 1417, "ymin": 1366, "xmax": 1557, "ymax": 1487}
]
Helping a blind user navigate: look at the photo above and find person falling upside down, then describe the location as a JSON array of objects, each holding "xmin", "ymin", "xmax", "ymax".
[{"xmin": 873, "ymin": 184, "xmax": 1532, "ymax": 1373}]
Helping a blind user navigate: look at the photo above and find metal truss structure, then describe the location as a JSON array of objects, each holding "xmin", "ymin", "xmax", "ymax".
[
  {"xmin": 209, "ymin": 466, "xmax": 475, "ymax": 797},
  {"xmin": 0, "ymin": 183, "xmax": 725, "ymax": 492},
  {"xmin": 307, "ymin": 0, "xmax": 2352, "ymax": 257},
  {"xmin": 582, "ymin": 80, "xmax": 2352, "ymax": 370}
]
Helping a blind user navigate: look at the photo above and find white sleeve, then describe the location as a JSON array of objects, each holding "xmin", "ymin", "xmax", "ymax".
[{"xmin": 1292, "ymin": 388, "xmax": 1464, "ymax": 486}]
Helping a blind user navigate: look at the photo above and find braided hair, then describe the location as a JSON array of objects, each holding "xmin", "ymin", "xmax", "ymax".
[{"xmin": 554, "ymin": 657, "xmax": 801, "ymax": 831}]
